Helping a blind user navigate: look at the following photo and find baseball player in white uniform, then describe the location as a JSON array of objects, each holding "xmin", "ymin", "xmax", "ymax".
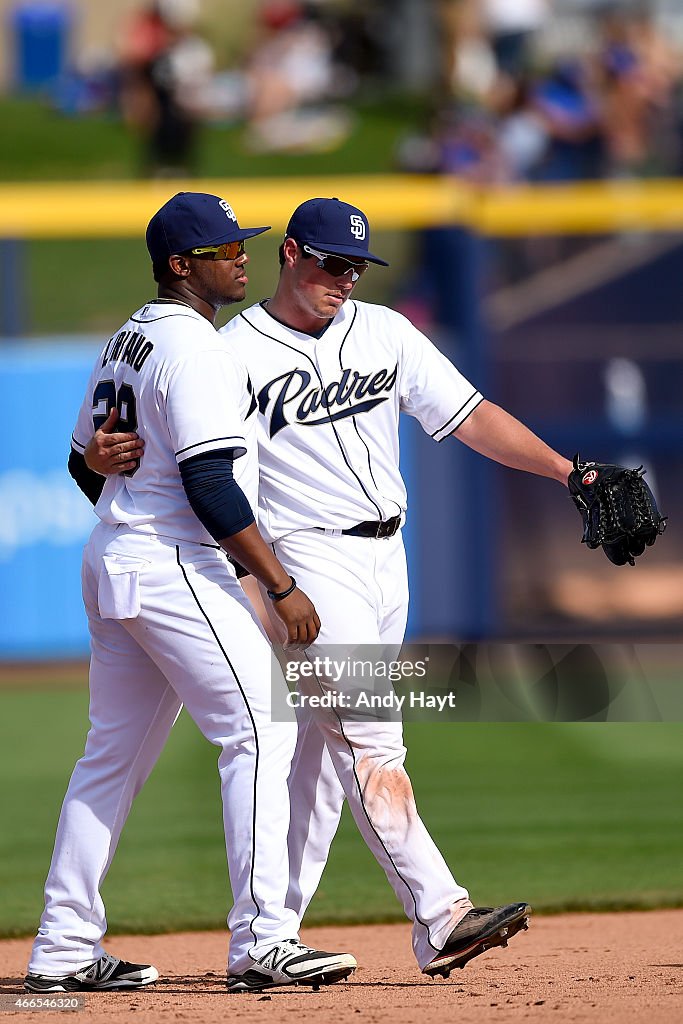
[
  {"xmin": 24, "ymin": 193, "xmax": 356, "ymax": 995},
  {"xmin": 87, "ymin": 197, "xmax": 573, "ymax": 979}
]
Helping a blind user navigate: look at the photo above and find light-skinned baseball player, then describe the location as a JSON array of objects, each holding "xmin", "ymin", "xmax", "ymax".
[
  {"xmin": 24, "ymin": 193, "xmax": 356, "ymax": 995},
  {"xmin": 87, "ymin": 197, "xmax": 573, "ymax": 979}
]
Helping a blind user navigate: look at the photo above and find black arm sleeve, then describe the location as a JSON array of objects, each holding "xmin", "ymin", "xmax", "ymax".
[
  {"xmin": 179, "ymin": 450, "xmax": 255, "ymax": 542},
  {"xmin": 68, "ymin": 448, "xmax": 105, "ymax": 506}
]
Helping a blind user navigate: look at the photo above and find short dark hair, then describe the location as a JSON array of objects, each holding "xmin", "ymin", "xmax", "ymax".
[
  {"xmin": 152, "ymin": 260, "xmax": 168, "ymax": 283},
  {"xmin": 153, "ymin": 254, "xmax": 191, "ymax": 283}
]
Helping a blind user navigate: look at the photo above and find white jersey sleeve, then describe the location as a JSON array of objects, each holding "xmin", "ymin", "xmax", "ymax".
[
  {"xmin": 163, "ymin": 349, "xmax": 247, "ymax": 464},
  {"xmin": 397, "ymin": 318, "xmax": 483, "ymax": 442}
]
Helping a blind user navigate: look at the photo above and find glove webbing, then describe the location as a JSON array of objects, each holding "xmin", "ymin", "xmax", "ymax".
[
  {"xmin": 596, "ymin": 478, "xmax": 623, "ymax": 546},
  {"xmin": 599, "ymin": 468, "xmax": 664, "ymax": 545}
]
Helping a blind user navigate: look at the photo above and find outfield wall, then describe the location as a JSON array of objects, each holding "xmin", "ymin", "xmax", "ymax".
[{"xmin": 0, "ymin": 339, "xmax": 98, "ymax": 656}]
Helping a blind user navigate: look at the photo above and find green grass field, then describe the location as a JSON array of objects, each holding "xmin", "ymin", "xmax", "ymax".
[
  {"xmin": 1, "ymin": 684, "xmax": 681, "ymax": 938},
  {"xmin": 0, "ymin": 95, "xmax": 426, "ymax": 182}
]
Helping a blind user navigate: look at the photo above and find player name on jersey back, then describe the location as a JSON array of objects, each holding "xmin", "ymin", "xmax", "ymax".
[
  {"xmin": 72, "ymin": 302, "xmax": 256, "ymax": 546},
  {"xmin": 100, "ymin": 329, "xmax": 154, "ymax": 371}
]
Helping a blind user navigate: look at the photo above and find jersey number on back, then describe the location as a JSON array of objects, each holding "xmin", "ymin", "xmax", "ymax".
[{"xmin": 93, "ymin": 380, "xmax": 139, "ymax": 476}]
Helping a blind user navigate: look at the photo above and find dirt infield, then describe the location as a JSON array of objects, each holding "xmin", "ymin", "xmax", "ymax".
[{"xmin": 2, "ymin": 911, "xmax": 682, "ymax": 1022}]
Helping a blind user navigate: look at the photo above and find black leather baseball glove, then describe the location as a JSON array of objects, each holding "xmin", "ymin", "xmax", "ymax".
[{"xmin": 568, "ymin": 455, "xmax": 666, "ymax": 566}]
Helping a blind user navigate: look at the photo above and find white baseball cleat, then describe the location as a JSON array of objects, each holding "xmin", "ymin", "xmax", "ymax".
[
  {"xmin": 227, "ymin": 939, "xmax": 357, "ymax": 992},
  {"xmin": 24, "ymin": 951, "xmax": 159, "ymax": 992}
]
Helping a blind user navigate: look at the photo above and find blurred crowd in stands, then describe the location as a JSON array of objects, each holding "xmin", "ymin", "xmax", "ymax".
[
  {"xmin": 105, "ymin": 0, "xmax": 391, "ymax": 174},
  {"xmin": 402, "ymin": 0, "xmax": 683, "ymax": 182},
  {"xmin": 45, "ymin": 0, "xmax": 683, "ymax": 180}
]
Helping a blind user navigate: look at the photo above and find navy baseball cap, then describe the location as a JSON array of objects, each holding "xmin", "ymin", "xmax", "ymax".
[
  {"xmin": 146, "ymin": 192, "xmax": 270, "ymax": 263},
  {"xmin": 285, "ymin": 197, "xmax": 389, "ymax": 266}
]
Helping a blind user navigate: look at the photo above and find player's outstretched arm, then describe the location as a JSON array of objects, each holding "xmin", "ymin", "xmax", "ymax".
[
  {"xmin": 84, "ymin": 408, "xmax": 145, "ymax": 475},
  {"xmin": 453, "ymin": 399, "xmax": 572, "ymax": 484}
]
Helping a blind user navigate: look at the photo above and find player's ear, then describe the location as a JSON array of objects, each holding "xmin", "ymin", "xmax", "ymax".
[
  {"xmin": 168, "ymin": 254, "xmax": 191, "ymax": 278},
  {"xmin": 282, "ymin": 237, "xmax": 299, "ymax": 268}
]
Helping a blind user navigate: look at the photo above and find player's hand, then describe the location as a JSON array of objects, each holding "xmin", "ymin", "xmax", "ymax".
[
  {"xmin": 273, "ymin": 587, "xmax": 321, "ymax": 650},
  {"xmin": 85, "ymin": 408, "xmax": 145, "ymax": 475}
]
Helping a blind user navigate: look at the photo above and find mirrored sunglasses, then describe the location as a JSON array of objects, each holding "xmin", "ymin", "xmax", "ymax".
[
  {"xmin": 189, "ymin": 240, "xmax": 245, "ymax": 261},
  {"xmin": 302, "ymin": 244, "xmax": 369, "ymax": 282}
]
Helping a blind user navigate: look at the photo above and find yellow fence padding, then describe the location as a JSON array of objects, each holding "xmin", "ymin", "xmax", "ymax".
[{"xmin": 1, "ymin": 176, "xmax": 683, "ymax": 237}]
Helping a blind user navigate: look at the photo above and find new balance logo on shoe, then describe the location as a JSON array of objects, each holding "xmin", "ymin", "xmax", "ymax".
[
  {"xmin": 227, "ymin": 939, "xmax": 357, "ymax": 993},
  {"xmin": 24, "ymin": 952, "xmax": 158, "ymax": 992},
  {"xmin": 257, "ymin": 944, "xmax": 298, "ymax": 972}
]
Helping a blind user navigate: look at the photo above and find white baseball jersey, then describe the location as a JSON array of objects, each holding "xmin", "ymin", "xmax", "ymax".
[
  {"xmin": 72, "ymin": 301, "xmax": 258, "ymax": 542},
  {"xmin": 220, "ymin": 299, "xmax": 483, "ymax": 541}
]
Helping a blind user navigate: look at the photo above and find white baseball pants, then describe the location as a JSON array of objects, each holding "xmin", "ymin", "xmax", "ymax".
[
  {"xmin": 269, "ymin": 528, "xmax": 472, "ymax": 970},
  {"xmin": 29, "ymin": 522, "xmax": 298, "ymax": 977}
]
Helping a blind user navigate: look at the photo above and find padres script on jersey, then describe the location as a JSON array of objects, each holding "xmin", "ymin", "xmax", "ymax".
[
  {"xmin": 72, "ymin": 302, "xmax": 257, "ymax": 545},
  {"xmin": 221, "ymin": 300, "xmax": 483, "ymax": 542}
]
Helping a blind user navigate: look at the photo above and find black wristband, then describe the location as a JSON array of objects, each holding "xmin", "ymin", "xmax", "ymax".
[{"xmin": 267, "ymin": 576, "xmax": 297, "ymax": 602}]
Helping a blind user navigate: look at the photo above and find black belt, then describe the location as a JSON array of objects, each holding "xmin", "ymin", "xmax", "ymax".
[{"xmin": 319, "ymin": 515, "xmax": 402, "ymax": 539}]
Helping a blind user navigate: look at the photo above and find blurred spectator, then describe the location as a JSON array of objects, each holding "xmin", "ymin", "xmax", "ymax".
[
  {"xmin": 494, "ymin": 76, "xmax": 549, "ymax": 181},
  {"xmin": 119, "ymin": 0, "xmax": 214, "ymax": 176},
  {"xmin": 529, "ymin": 59, "xmax": 606, "ymax": 181},
  {"xmin": 242, "ymin": 0, "xmax": 352, "ymax": 153},
  {"xmin": 445, "ymin": 0, "xmax": 547, "ymax": 101},
  {"xmin": 594, "ymin": 4, "xmax": 682, "ymax": 177},
  {"xmin": 327, "ymin": 2, "xmax": 393, "ymax": 86},
  {"xmin": 431, "ymin": 0, "xmax": 683, "ymax": 185},
  {"xmin": 445, "ymin": 0, "xmax": 499, "ymax": 104},
  {"xmin": 397, "ymin": 104, "xmax": 508, "ymax": 182},
  {"xmin": 51, "ymin": 49, "xmax": 119, "ymax": 118},
  {"xmin": 481, "ymin": 0, "xmax": 548, "ymax": 77}
]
